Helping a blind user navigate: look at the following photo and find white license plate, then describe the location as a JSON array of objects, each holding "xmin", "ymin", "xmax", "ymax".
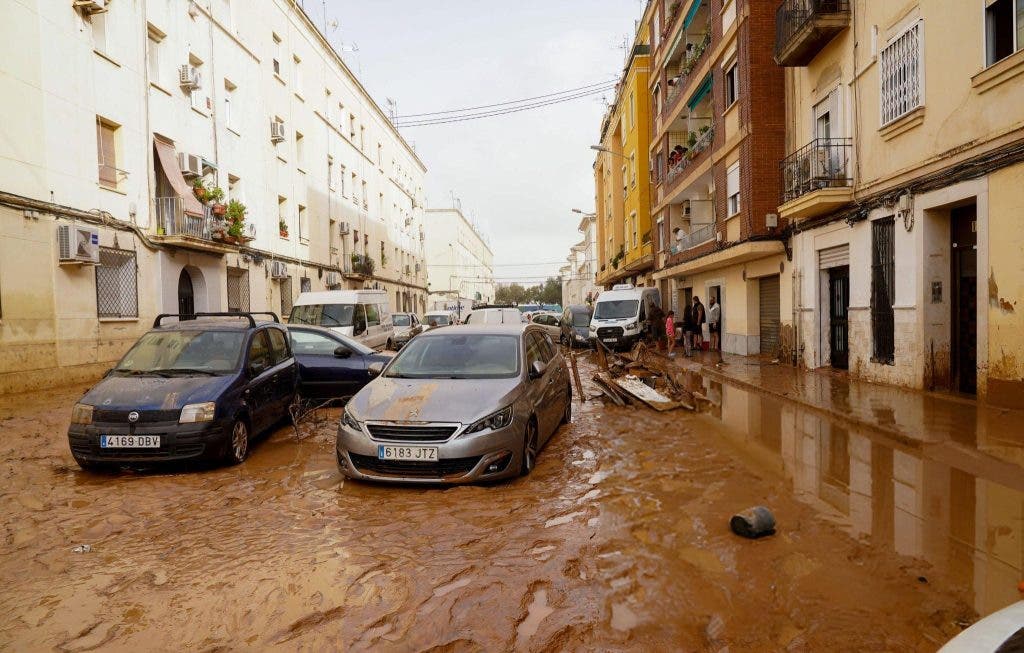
[
  {"xmin": 602, "ymin": 338, "xmax": 618, "ymax": 343},
  {"xmin": 377, "ymin": 445, "xmax": 438, "ymax": 461},
  {"xmin": 100, "ymin": 435, "xmax": 160, "ymax": 448}
]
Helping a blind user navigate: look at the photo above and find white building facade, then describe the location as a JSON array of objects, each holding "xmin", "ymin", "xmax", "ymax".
[
  {"xmin": 423, "ymin": 208, "xmax": 494, "ymax": 316},
  {"xmin": 0, "ymin": 0, "xmax": 427, "ymax": 394},
  {"xmin": 561, "ymin": 214, "xmax": 601, "ymax": 307}
]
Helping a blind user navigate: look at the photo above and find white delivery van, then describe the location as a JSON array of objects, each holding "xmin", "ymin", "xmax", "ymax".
[
  {"xmin": 463, "ymin": 307, "xmax": 525, "ymax": 325},
  {"xmin": 589, "ymin": 284, "xmax": 661, "ymax": 350},
  {"xmin": 288, "ymin": 290, "xmax": 394, "ymax": 350}
]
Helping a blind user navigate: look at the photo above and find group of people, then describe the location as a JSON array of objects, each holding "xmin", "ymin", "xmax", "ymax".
[
  {"xmin": 648, "ymin": 295, "xmax": 720, "ymax": 357},
  {"xmin": 667, "ymin": 144, "xmax": 688, "ymax": 169}
]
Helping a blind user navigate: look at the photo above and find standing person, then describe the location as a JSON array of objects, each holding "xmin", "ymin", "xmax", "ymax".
[
  {"xmin": 682, "ymin": 298, "xmax": 694, "ymax": 356},
  {"xmin": 665, "ymin": 310, "xmax": 676, "ymax": 357},
  {"xmin": 708, "ymin": 296, "xmax": 721, "ymax": 352},
  {"xmin": 649, "ymin": 302, "xmax": 665, "ymax": 350},
  {"xmin": 692, "ymin": 296, "xmax": 706, "ymax": 352}
]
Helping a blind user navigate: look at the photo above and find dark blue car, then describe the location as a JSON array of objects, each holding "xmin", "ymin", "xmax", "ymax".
[
  {"xmin": 287, "ymin": 325, "xmax": 391, "ymax": 400},
  {"xmin": 68, "ymin": 313, "xmax": 297, "ymax": 470}
]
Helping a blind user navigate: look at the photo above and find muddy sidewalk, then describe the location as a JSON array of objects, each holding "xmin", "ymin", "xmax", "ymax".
[{"xmin": 0, "ymin": 360, "xmax": 1001, "ymax": 651}]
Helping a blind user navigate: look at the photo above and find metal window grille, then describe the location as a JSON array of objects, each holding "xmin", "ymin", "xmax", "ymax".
[
  {"xmin": 280, "ymin": 276, "xmax": 293, "ymax": 316},
  {"xmin": 95, "ymin": 247, "xmax": 139, "ymax": 318},
  {"xmin": 879, "ymin": 21, "xmax": 922, "ymax": 126},
  {"xmin": 871, "ymin": 218, "xmax": 895, "ymax": 364},
  {"xmin": 226, "ymin": 267, "xmax": 250, "ymax": 312}
]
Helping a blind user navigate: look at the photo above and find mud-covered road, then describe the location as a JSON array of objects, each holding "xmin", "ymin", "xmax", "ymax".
[{"xmin": 0, "ymin": 358, "xmax": 999, "ymax": 651}]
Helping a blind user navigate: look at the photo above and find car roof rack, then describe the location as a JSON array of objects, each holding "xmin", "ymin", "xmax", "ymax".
[{"xmin": 153, "ymin": 312, "xmax": 280, "ymax": 328}]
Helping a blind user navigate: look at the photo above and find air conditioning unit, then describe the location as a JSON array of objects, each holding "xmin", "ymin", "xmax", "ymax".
[
  {"xmin": 179, "ymin": 65, "xmax": 201, "ymax": 90},
  {"xmin": 57, "ymin": 224, "xmax": 100, "ymax": 264},
  {"xmin": 74, "ymin": 0, "xmax": 107, "ymax": 15},
  {"xmin": 338, "ymin": 221, "xmax": 350, "ymax": 234},
  {"xmin": 324, "ymin": 271, "xmax": 340, "ymax": 287},
  {"xmin": 178, "ymin": 152, "xmax": 202, "ymax": 178},
  {"xmin": 270, "ymin": 120, "xmax": 286, "ymax": 143},
  {"xmin": 270, "ymin": 261, "xmax": 289, "ymax": 279}
]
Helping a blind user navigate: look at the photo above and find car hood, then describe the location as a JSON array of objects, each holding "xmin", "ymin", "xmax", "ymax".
[
  {"xmin": 81, "ymin": 374, "xmax": 234, "ymax": 411},
  {"xmin": 349, "ymin": 376, "xmax": 522, "ymax": 424}
]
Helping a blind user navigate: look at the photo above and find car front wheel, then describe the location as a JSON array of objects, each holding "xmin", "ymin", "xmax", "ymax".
[
  {"xmin": 561, "ymin": 387, "xmax": 572, "ymax": 425},
  {"xmin": 225, "ymin": 419, "xmax": 250, "ymax": 465}
]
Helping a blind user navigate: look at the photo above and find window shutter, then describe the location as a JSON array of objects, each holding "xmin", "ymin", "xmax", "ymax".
[{"xmin": 726, "ymin": 163, "xmax": 740, "ymax": 197}]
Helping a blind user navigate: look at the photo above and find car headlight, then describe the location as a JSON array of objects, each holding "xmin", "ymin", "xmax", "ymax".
[
  {"xmin": 463, "ymin": 406, "xmax": 514, "ymax": 435},
  {"xmin": 341, "ymin": 409, "xmax": 361, "ymax": 431},
  {"xmin": 625, "ymin": 322, "xmax": 638, "ymax": 330},
  {"xmin": 71, "ymin": 403, "xmax": 94, "ymax": 425},
  {"xmin": 179, "ymin": 402, "xmax": 216, "ymax": 424}
]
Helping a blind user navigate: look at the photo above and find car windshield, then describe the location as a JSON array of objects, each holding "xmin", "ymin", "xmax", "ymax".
[
  {"xmin": 114, "ymin": 330, "xmax": 245, "ymax": 375},
  {"xmin": 384, "ymin": 334, "xmax": 520, "ymax": 379},
  {"xmin": 593, "ymin": 300, "xmax": 639, "ymax": 320},
  {"xmin": 289, "ymin": 303, "xmax": 356, "ymax": 327},
  {"xmin": 572, "ymin": 312, "xmax": 592, "ymax": 327},
  {"xmin": 393, "ymin": 315, "xmax": 411, "ymax": 326},
  {"xmin": 427, "ymin": 315, "xmax": 450, "ymax": 326}
]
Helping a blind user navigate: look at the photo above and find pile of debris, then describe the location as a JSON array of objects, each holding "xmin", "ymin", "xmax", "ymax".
[{"xmin": 591, "ymin": 342, "xmax": 698, "ymax": 411}]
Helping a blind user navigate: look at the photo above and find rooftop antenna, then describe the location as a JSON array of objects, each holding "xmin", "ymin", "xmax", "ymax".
[{"xmin": 385, "ymin": 98, "xmax": 397, "ymax": 123}]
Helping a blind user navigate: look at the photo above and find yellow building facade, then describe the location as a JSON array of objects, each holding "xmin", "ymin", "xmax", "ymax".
[{"xmin": 595, "ymin": 13, "xmax": 653, "ymax": 289}]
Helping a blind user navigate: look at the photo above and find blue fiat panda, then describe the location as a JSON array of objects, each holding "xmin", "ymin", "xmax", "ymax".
[{"xmin": 67, "ymin": 313, "xmax": 297, "ymax": 470}]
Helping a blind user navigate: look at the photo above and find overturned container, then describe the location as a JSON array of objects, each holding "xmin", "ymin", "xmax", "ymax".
[{"xmin": 730, "ymin": 506, "xmax": 776, "ymax": 539}]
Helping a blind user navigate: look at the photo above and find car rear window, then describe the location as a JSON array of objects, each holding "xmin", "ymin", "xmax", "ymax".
[
  {"xmin": 393, "ymin": 315, "xmax": 411, "ymax": 326},
  {"xmin": 384, "ymin": 334, "xmax": 519, "ymax": 379}
]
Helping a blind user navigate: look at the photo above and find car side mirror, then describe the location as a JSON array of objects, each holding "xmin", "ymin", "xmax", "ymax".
[
  {"xmin": 334, "ymin": 346, "xmax": 352, "ymax": 359},
  {"xmin": 248, "ymin": 362, "xmax": 266, "ymax": 377},
  {"xmin": 367, "ymin": 362, "xmax": 384, "ymax": 378},
  {"xmin": 529, "ymin": 361, "xmax": 547, "ymax": 380}
]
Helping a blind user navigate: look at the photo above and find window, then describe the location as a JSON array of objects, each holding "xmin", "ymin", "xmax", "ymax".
[
  {"xmin": 147, "ymin": 26, "xmax": 164, "ymax": 85},
  {"xmin": 629, "ymin": 92, "xmax": 636, "ymax": 129},
  {"xmin": 295, "ymin": 132, "xmax": 304, "ymax": 169},
  {"xmin": 298, "ymin": 204, "xmax": 308, "ymax": 242},
  {"xmin": 360, "ymin": 126, "xmax": 366, "ymax": 151},
  {"xmin": 92, "ymin": 12, "xmax": 108, "ymax": 55},
  {"xmin": 726, "ymin": 162, "xmax": 740, "ymax": 216},
  {"xmin": 272, "ymin": 33, "xmax": 282, "ymax": 76},
  {"xmin": 267, "ymin": 328, "xmax": 290, "ymax": 364},
  {"xmin": 725, "ymin": 62, "xmax": 739, "ymax": 107},
  {"xmin": 631, "ymin": 212, "xmax": 638, "ymax": 248},
  {"xmin": 365, "ymin": 303, "xmax": 380, "ymax": 327},
  {"xmin": 227, "ymin": 174, "xmax": 241, "ymax": 203},
  {"xmin": 879, "ymin": 21, "xmax": 923, "ymax": 126},
  {"xmin": 226, "ymin": 267, "xmax": 250, "ymax": 312},
  {"xmin": 871, "ymin": 217, "xmax": 895, "ymax": 364},
  {"xmin": 293, "ymin": 54, "xmax": 302, "ymax": 96},
  {"xmin": 186, "ymin": 55, "xmax": 205, "ymax": 109},
  {"xmin": 278, "ymin": 196, "xmax": 287, "ymax": 237},
  {"xmin": 361, "ymin": 180, "xmax": 368, "ymax": 208},
  {"xmin": 327, "ymin": 156, "xmax": 334, "ymax": 190},
  {"xmin": 95, "ymin": 117, "xmax": 119, "ymax": 189},
  {"xmin": 630, "ymin": 153, "xmax": 637, "ymax": 187},
  {"xmin": 349, "ymin": 113, "xmax": 356, "ymax": 139},
  {"xmin": 351, "ymin": 172, "xmax": 358, "ymax": 203},
  {"xmin": 340, "ymin": 164, "xmax": 347, "ymax": 196},
  {"xmin": 377, "ymin": 143, "xmax": 383, "ymax": 167},
  {"xmin": 248, "ymin": 332, "xmax": 271, "ymax": 373},
  {"xmin": 300, "ymin": 277, "xmax": 311, "ymax": 293},
  {"xmin": 290, "ymin": 329, "xmax": 342, "ymax": 356},
  {"xmin": 223, "ymin": 79, "xmax": 236, "ymax": 129},
  {"xmin": 986, "ymin": 0, "xmax": 1024, "ymax": 65},
  {"xmin": 280, "ymin": 277, "xmax": 293, "ymax": 316},
  {"xmin": 95, "ymin": 248, "xmax": 138, "ymax": 318}
]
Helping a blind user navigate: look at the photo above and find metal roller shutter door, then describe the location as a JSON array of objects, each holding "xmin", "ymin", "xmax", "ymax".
[
  {"xmin": 818, "ymin": 244, "xmax": 850, "ymax": 269},
  {"xmin": 759, "ymin": 275, "xmax": 781, "ymax": 355}
]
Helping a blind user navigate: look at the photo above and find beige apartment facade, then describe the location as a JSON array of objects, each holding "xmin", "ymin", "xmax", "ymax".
[
  {"xmin": 424, "ymin": 207, "xmax": 494, "ymax": 316},
  {"xmin": 0, "ymin": 0, "xmax": 428, "ymax": 395},
  {"xmin": 776, "ymin": 0, "xmax": 1024, "ymax": 406}
]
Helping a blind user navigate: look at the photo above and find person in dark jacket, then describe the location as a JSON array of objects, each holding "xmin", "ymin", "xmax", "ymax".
[
  {"xmin": 692, "ymin": 296, "xmax": 706, "ymax": 351},
  {"xmin": 648, "ymin": 303, "xmax": 665, "ymax": 349}
]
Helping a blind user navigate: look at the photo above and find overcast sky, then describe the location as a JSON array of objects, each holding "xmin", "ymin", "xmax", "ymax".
[{"xmin": 320, "ymin": 0, "xmax": 646, "ymax": 286}]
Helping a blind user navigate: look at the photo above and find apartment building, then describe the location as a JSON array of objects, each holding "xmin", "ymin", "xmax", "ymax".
[
  {"xmin": 424, "ymin": 207, "xmax": 494, "ymax": 316},
  {"xmin": 0, "ymin": 0, "xmax": 428, "ymax": 394},
  {"xmin": 594, "ymin": 12, "xmax": 654, "ymax": 290},
  {"xmin": 775, "ymin": 0, "xmax": 1024, "ymax": 407},
  {"xmin": 562, "ymin": 213, "xmax": 602, "ymax": 307},
  {"xmin": 647, "ymin": 0, "xmax": 787, "ymax": 356}
]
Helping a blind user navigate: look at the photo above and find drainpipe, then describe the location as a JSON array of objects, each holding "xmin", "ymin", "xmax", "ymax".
[{"xmin": 141, "ymin": 0, "xmax": 152, "ymax": 231}]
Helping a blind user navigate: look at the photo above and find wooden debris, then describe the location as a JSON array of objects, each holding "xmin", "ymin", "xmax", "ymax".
[
  {"xmin": 568, "ymin": 349, "xmax": 585, "ymax": 404},
  {"xmin": 589, "ymin": 342, "xmax": 697, "ymax": 412},
  {"xmin": 614, "ymin": 376, "xmax": 687, "ymax": 412}
]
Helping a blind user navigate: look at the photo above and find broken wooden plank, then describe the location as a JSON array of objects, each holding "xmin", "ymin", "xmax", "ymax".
[
  {"xmin": 614, "ymin": 376, "xmax": 687, "ymax": 412},
  {"xmin": 568, "ymin": 349, "xmax": 585, "ymax": 404},
  {"xmin": 591, "ymin": 375, "xmax": 626, "ymax": 406}
]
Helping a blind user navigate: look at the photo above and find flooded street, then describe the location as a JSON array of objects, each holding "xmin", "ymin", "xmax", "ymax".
[{"xmin": 1, "ymin": 356, "xmax": 1020, "ymax": 651}]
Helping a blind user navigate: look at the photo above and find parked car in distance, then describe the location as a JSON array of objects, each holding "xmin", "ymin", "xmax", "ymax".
[
  {"xmin": 560, "ymin": 305, "xmax": 593, "ymax": 348},
  {"xmin": 529, "ymin": 311, "xmax": 562, "ymax": 340},
  {"xmin": 390, "ymin": 312, "xmax": 423, "ymax": 349},
  {"xmin": 337, "ymin": 324, "xmax": 572, "ymax": 484},
  {"xmin": 464, "ymin": 307, "xmax": 525, "ymax": 325},
  {"xmin": 424, "ymin": 310, "xmax": 457, "ymax": 329},
  {"xmin": 287, "ymin": 325, "xmax": 392, "ymax": 400},
  {"xmin": 68, "ymin": 313, "xmax": 297, "ymax": 470},
  {"xmin": 288, "ymin": 289, "xmax": 393, "ymax": 350},
  {"xmin": 589, "ymin": 284, "xmax": 662, "ymax": 350}
]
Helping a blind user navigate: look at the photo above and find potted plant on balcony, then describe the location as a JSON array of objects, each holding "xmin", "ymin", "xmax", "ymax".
[
  {"xmin": 222, "ymin": 199, "xmax": 249, "ymax": 244},
  {"xmin": 279, "ymin": 219, "xmax": 289, "ymax": 238},
  {"xmin": 192, "ymin": 178, "xmax": 209, "ymax": 201},
  {"xmin": 206, "ymin": 186, "xmax": 226, "ymax": 215}
]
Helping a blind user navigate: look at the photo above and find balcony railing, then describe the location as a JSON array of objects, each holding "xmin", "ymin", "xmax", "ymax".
[
  {"xmin": 780, "ymin": 137, "xmax": 853, "ymax": 204},
  {"xmin": 663, "ymin": 30, "xmax": 711, "ymax": 118},
  {"xmin": 154, "ymin": 197, "xmax": 212, "ymax": 239},
  {"xmin": 670, "ymin": 222, "xmax": 715, "ymax": 253},
  {"xmin": 774, "ymin": 0, "xmax": 851, "ymax": 66},
  {"xmin": 665, "ymin": 124, "xmax": 714, "ymax": 185}
]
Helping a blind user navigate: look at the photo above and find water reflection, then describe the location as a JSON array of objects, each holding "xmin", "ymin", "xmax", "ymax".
[{"xmin": 702, "ymin": 378, "xmax": 1024, "ymax": 618}]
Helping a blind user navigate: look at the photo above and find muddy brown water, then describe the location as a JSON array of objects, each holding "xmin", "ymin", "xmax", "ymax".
[{"xmin": 0, "ymin": 358, "xmax": 1018, "ymax": 651}]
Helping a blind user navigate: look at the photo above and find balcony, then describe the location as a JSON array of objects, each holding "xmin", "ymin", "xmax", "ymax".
[
  {"xmin": 774, "ymin": 0, "xmax": 851, "ymax": 66},
  {"xmin": 346, "ymin": 254, "xmax": 375, "ymax": 279},
  {"xmin": 778, "ymin": 137, "xmax": 853, "ymax": 220},
  {"xmin": 152, "ymin": 198, "xmax": 237, "ymax": 254},
  {"xmin": 665, "ymin": 124, "xmax": 714, "ymax": 186},
  {"xmin": 664, "ymin": 30, "xmax": 711, "ymax": 119},
  {"xmin": 669, "ymin": 222, "xmax": 715, "ymax": 254}
]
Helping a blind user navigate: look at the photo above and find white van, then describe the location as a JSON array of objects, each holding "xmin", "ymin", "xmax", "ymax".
[
  {"xmin": 589, "ymin": 284, "xmax": 662, "ymax": 350},
  {"xmin": 288, "ymin": 290, "xmax": 394, "ymax": 350},
  {"xmin": 463, "ymin": 308, "xmax": 525, "ymax": 325},
  {"xmin": 423, "ymin": 310, "xmax": 458, "ymax": 329}
]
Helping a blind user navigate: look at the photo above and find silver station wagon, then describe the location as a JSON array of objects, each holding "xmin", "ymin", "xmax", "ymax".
[{"xmin": 336, "ymin": 324, "xmax": 572, "ymax": 483}]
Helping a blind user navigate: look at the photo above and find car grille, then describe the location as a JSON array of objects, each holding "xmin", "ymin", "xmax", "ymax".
[
  {"xmin": 596, "ymin": 327, "xmax": 624, "ymax": 338},
  {"xmin": 349, "ymin": 453, "xmax": 480, "ymax": 479},
  {"xmin": 92, "ymin": 409, "xmax": 181, "ymax": 424},
  {"xmin": 365, "ymin": 423, "xmax": 458, "ymax": 442}
]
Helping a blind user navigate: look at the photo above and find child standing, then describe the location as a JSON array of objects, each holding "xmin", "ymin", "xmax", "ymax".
[{"xmin": 665, "ymin": 310, "xmax": 676, "ymax": 357}]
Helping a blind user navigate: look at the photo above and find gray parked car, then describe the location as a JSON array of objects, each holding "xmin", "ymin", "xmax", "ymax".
[
  {"xmin": 336, "ymin": 324, "xmax": 572, "ymax": 484},
  {"xmin": 390, "ymin": 312, "xmax": 422, "ymax": 349}
]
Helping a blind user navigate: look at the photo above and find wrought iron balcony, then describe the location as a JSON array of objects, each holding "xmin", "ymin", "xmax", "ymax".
[
  {"xmin": 665, "ymin": 124, "xmax": 714, "ymax": 185},
  {"xmin": 774, "ymin": 0, "xmax": 850, "ymax": 66},
  {"xmin": 780, "ymin": 137, "xmax": 852, "ymax": 204},
  {"xmin": 152, "ymin": 198, "xmax": 236, "ymax": 253}
]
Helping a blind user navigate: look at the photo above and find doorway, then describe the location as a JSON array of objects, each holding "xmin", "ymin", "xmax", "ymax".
[
  {"xmin": 951, "ymin": 204, "xmax": 977, "ymax": 394},
  {"xmin": 828, "ymin": 266, "xmax": 849, "ymax": 369},
  {"xmin": 758, "ymin": 276, "xmax": 780, "ymax": 355},
  {"xmin": 177, "ymin": 268, "xmax": 195, "ymax": 318}
]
